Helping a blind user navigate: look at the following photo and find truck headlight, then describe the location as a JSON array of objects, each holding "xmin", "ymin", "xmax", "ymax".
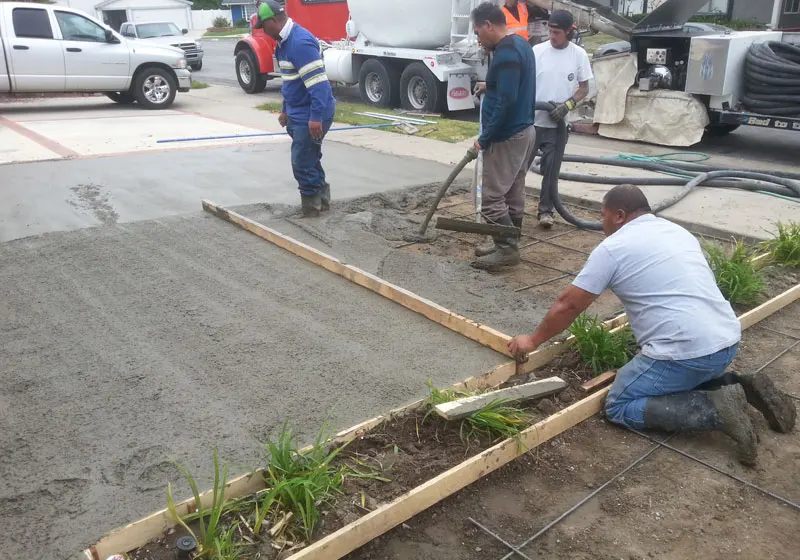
[
  {"xmin": 173, "ymin": 58, "xmax": 188, "ymax": 69},
  {"xmin": 195, "ymin": 40, "xmax": 202, "ymax": 48}
]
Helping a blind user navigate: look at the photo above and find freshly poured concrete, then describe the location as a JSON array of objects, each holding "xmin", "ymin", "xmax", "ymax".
[
  {"xmin": 0, "ymin": 142, "xmax": 466, "ymax": 242},
  {"xmin": 0, "ymin": 213, "xmax": 502, "ymax": 559}
]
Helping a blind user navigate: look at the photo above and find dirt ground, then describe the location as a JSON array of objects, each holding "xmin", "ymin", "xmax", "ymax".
[{"xmin": 346, "ymin": 302, "xmax": 800, "ymax": 560}]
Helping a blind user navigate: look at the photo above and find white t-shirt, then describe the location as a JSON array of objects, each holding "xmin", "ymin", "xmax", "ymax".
[
  {"xmin": 533, "ymin": 41, "xmax": 593, "ymax": 127},
  {"xmin": 572, "ymin": 214, "xmax": 741, "ymax": 361}
]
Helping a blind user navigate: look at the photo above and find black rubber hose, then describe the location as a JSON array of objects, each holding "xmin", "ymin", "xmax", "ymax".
[
  {"xmin": 742, "ymin": 41, "xmax": 800, "ymax": 116},
  {"xmin": 530, "ymin": 103, "xmax": 800, "ymax": 231}
]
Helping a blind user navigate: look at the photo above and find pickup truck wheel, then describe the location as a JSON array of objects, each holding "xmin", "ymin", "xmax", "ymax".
[
  {"xmin": 133, "ymin": 67, "xmax": 177, "ymax": 109},
  {"xmin": 400, "ymin": 62, "xmax": 444, "ymax": 113},
  {"xmin": 106, "ymin": 92, "xmax": 136, "ymax": 105},
  {"xmin": 191, "ymin": 61, "xmax": 203, "ymax": 71},
  {"xmin": 236, "ymin": 51, "xmax": 267, "ymax": 94},
  {"xmin": 359, "ymin": 58, "xmax": 400, "ymax": 108}
]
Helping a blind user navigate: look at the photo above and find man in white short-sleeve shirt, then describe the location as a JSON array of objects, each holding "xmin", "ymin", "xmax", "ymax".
[
  {"xmin": 508, "ymin": 185, "xmax": 796, "ymax": 466},
  {"xmin": 532, "ymin": 10, "xmax": 592, "ymax": 228}
]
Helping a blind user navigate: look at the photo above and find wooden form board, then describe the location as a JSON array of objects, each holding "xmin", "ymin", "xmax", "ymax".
[
  {"xmin": 201, "ymin": 201, "xmax": 513, "ymax": 357},
  {"xmin": 82, "ymin": 308, "xmax": 630, "ymax": 559}
]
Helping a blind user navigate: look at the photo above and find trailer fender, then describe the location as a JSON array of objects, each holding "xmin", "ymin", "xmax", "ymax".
[{"xmin": 235, "ymin": 35, "xmax": 276, "ymax": 75}]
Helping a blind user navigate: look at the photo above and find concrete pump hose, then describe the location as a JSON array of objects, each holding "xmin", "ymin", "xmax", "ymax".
[
  {"xmin": 415, "ymin": 147, "xmax": 478, "ymax": 237},
  {"xmin": 741, "ymin": 41, "xmax": 800, "ymax": 116},
  {"xmin": 530, "ymin": 102, "xmax": 800, "ymax": 231}
]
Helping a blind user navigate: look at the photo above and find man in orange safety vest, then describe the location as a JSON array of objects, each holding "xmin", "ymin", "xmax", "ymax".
[{"xmin": 501, "ymin": 0, "xmax": 529, "ymax": 41}]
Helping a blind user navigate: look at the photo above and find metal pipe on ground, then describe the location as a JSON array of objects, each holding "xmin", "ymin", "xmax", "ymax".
[{"xmin": 155, "ymin": 123, "xmax": 396, "ymax": 144}]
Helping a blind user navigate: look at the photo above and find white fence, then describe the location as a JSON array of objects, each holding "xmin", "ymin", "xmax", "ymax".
[{"xmin": 190, "ymin": 9, "xmax": 233, "ymax": 30}]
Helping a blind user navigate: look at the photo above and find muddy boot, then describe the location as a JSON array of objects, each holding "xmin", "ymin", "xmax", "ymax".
[
  {"xmin": 321, "ymin": 182, "xmax": 331, "ymax": 212},
  {"xmin": 471, "ymin": 216, "xmax": 520, "ymax": 271},
  {"xmin": 475, "ymin": 236, "xmax": 498, "ymax": 257},
  {"xmin": 301, "ymin": 194, "xmax": 322, "ymax": 218},
  {"xmin": 538, "ymin": 213, "xmax": 554, "ymax": 229},
  {"xmin": 474, "ymin": 216, "xmax": 522, "ymax": 257},
  {"xmin": 643, "ymin": 385, "xmax": 757, "ymax": 466},
  {"xmin": 736, "ymin": 372, "xmax": 796, "ymax": 433}
]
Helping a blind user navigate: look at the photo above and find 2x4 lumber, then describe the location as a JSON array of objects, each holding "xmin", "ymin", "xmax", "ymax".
[
  {"xmin": 286, "ymin": 389, "xmax": 609, "ymax": 560},
  {"xmin": 435, "ymin": 376, "xmax": 567, "ymax": 420},
  {"xmin": 201, "ymin": 200, "xmax": 513, "ymax": 357},
  {"xmin": 580, "ymin": 370, "xmax": 617, "ymax": 393}
]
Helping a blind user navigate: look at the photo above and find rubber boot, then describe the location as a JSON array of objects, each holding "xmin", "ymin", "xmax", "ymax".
[
  {"xmin": 321, "ymin": 182, "xmax": 331, "ymax": 212},
  {"xmin": 697, "ymin": 371, "xmax": 797, "ymax": 433},
  {"xmin": 471, "ymin": 216, "xmax": 520, "ymax": 271},
  {"xmin": 301, "ymin": 194, "xmax": 322, "ymax": 218},
  {"xmin": 643, "ymin": 385, "xmax": 757, "ymax": 466},
  {"xmin": 736, "ymin": 371, "xmax": 796, "ymax": 433},
  {"xmin": 474, "ymin": 216, "xmax": 522, "ymax": 257}
]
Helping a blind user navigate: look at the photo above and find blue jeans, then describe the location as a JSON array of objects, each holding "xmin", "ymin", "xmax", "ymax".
[
  {"xmin": 605, "ymin": 344, "xmax": 739, "ymax": 430},
  {"xmin": 286, "ymin": 119, "xmax": 333, "ymax": 196}
]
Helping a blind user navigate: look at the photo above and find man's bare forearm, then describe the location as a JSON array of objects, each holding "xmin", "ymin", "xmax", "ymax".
[
  {"xmin": 530, "ymin": 297, "xmax": 585, "ymax": 347},
  {"xmin": 573, "ymin": 81, "xmax": 590, "ymax": 103}
]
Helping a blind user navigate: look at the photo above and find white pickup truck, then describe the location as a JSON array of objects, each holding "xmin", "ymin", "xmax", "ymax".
[{"xmin": 0, "ymin": 2, "xmax": 192, "ymax": 109}]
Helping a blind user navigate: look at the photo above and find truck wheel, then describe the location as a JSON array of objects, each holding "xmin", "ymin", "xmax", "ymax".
[
  {"xmin": 191, "ymin": 61, "xmax": 203, "ymax": 71},
  {"xmin": 705, "ymin": 123, "xmax": 740, "ymax": 136},
  {"xmin": 359, "ymin": 58, "xmax": 400, "ymax": 108},
  {"xmin": 236, "ymin": 51, "xmax": 267, "ymax": 94},
  {"xmin": 133, "ymin": 67, "xmax": 177, "ymax": 109},
  {"xmin": 400, "ymin": 62, "xmax": 443, "ymax": 113},
  {"xmin": 106, "ymin": 92, "xmax": 136, "ymax": 105}
]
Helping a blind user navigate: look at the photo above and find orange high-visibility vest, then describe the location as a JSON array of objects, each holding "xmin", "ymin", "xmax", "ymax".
[{"xmin": 501, "ymin": 3, "xmax": 529, "ymax": 40}]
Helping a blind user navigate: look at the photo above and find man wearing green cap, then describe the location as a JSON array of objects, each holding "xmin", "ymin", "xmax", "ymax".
[{"xmin": 258, "ymin": 0, "xmax": 336, "ymax": 217}]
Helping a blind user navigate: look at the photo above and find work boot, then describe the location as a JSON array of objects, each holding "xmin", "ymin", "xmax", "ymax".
[
  {"xmin": 471, "ymin": 216, "xmax": 520, "ymax": 271},
  {"xmin": 643, "ymin": 385, "xmax": 758, "ymax": 466},
  {"xmin": 736, "ymin": 371, "xmax": 796, "ymax": 433},
  {"xmin": 321, "ymin": 182, "xmax": 331, "ymax": 212},
  {"xmin": 301, "ymin": 194, "xmax": 322, "ymax": 218},
  {"xmin": 538, "ymin": 214, "xmax": 554, "ymax": 229},
  {"xmin": 474, "ymin": 216, "xmax": 522, "ymax": 257}
]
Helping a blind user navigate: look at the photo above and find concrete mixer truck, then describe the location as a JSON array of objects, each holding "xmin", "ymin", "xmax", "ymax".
[{"xmin": 234, "ymin": 0, "xmax": 632, "ymax": 112}]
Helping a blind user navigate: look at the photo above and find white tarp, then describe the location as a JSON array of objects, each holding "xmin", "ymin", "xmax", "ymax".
[
  {"xmin": 598, "ymin": 89, "xmax": 710, "ymax": 146},
  {"xmin": 592, "ymin": 52, "xmax": 637, "ymax": 125}
]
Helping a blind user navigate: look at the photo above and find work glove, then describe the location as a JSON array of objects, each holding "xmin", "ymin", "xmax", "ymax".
[{"xmin": 549, "ymin": 98, "xmax": 576, "ymax": 122}]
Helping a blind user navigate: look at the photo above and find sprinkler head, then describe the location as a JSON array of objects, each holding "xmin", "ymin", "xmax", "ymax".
[{"xmin": 175, "ymin": 535, "xmax": 197, "ymax": 558}]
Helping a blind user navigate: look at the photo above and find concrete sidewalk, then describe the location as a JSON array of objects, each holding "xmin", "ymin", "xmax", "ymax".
[{"xmin": 177, "ymin": 85, "xmax": 800, "ymax": 241}]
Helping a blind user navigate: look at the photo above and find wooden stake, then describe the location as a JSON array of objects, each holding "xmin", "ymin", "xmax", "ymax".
[
  {"xmin": 202, "ymin": 201, "xmax": 513, "ymax": 357},
  {"xmin": 580, "ymin": 370, "xmax": 617, "ymax": 393}
]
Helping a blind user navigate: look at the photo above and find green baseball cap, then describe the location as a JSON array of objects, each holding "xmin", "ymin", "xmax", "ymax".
[{"xmin": 258, "ymin": 0, "xmax": 284, "ymax": 20}]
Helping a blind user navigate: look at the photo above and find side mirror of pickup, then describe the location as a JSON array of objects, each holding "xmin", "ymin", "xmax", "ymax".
[
  {"xmin": 105, "ymin": 29, "xmax": 120, "ymax": 43},
  {"xmin": 182, "ymin": 28, "xmax": 188, "ymax": 35}
]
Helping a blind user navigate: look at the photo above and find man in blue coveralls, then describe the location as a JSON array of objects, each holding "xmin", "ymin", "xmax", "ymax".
[{"xmin": 258, "ymin": 0, "xmax": 336, "ymax": 217}]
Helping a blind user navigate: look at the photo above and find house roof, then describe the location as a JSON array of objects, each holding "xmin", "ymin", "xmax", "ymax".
[{"xmin": 95, "ymin": 0, "xmax": 192, "ymax": 10}]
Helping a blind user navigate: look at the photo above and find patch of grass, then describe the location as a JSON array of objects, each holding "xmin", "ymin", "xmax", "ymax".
[
  {"xmin": 256, "ymin": 100, "xmax": 479, "ymax": 143},
  {"xmin": 203, "ymin": 28, "xmax": 249, "ymax": 37},
  {"xmin": 704, "ymin": 240, "xmax": 765, "ymax": 305},
  {"xmin": 425, "ymin": 381, "xmax": 531, "ymax": 443},
  {"xmin": 568, "ymin": 314, "xmax": 635, "ymax": 375},
  {"xmin": 167, "ymin": 449, "xmax": 229, "ymax": 557},
  {"xmin": 263, "ymin": 423, "xmax": 358, "ymax": 540},
  {"xmin": 761, "ymin": 221, "xmax": 800, "ymax": 268},
  {"xmin": 582, "ymin": 32, "xmax": 617, "ymax": 57},
  {"xmin": 192, "ymin": 80, "xmax": 210, "ymax": 89}
]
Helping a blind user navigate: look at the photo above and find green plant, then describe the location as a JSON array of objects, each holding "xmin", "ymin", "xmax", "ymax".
[
  {"xmin": 192, "ymin": 80, "xmax": 210, "ymax": 89},
  {"xmin": 704, "ymin": 241, "xmax": 765, "ymax": 305},
  {"xmin": 568, "ymin": 314, "xmax": 635, "ymax": 375},
  {"xmin": 212, "ymin": 16, "xmax": 232, "ymax": 28},
  {"xmin": 761, "ymin": 221, "xmax": 800, "ymax": 268},
  {"xmin": 167, "ymin": 449, "xmax": 230, "ymax": 557},
  {"xmin": 234, "ymin": 18, "xmax": 248, "ymax": 28},
  {"xmin": 213, "ymin": 522, "xmax": 245, "ymax": 560},
  {"xmin": 263, "ymin": 423, "xmax": 350, "ymax": 540}
]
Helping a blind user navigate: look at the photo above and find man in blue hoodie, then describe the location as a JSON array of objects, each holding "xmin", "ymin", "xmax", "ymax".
[
  {"xmin": 471, "ymin": 2, "xmax": 537, "ymax": 270},
  {"xmin": 259, "ymin": 0, "xmax": 336, "ymax": 217}
]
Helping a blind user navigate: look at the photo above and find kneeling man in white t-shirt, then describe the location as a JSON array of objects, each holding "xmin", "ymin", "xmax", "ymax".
[{"xmin": 509, "ymin": 185, "xmax": 796, "ymax": 466}]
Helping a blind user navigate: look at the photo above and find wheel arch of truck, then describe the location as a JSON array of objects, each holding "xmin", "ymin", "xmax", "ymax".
[
  {"xmin": 131, "ymin": 62, "xmax": 179, "ymax": 88},
  {"xmin": 235, "ymin": 37, "xmax": 275, "ymax": 75}
]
